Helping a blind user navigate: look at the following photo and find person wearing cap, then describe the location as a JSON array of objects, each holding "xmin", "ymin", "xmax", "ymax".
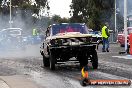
[
  {"xmin": 101, "ymin": 23, "xmax": 110, "ymax": 52},
  {"xmin": 32, "ymin": 28, "xmax": 38, "ymax": 36}
]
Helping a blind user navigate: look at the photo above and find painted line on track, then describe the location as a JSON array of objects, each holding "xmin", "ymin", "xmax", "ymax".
[{"xmin": 112, "ymin": 55, "xmax": 132, "ymax": 60}]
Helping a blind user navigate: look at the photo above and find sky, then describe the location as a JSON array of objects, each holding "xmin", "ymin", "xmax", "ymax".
[{"xmin": 48, "ymin": 0, "xmax": 72, "ymax": 18}]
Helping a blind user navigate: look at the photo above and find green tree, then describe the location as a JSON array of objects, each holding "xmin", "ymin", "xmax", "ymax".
[
  {"xmin": 0, "ymin": 0, "xmax": 49, "ymax": 15},
  {"xmin": 0, "ymin": 0, "xmax": 49, "ymax": 30},
  {"xmin": 70, "ymin": 0, "xmax": 114, "ymax": 31},
  {"xmin": 51, "ymin": 15, "xmax": 70, "ymax": 24},
  {"xmin": 52, "ymin": 15, "xmax": 62, "ymax": 23}
]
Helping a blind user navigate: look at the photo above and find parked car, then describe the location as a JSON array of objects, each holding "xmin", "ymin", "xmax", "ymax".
[
  {"xmin": 0, "ymin": 28, "xmax": 25, "ymax": 50},
  {"xmin": 40, "ymin": 23, "xmax": 100, "ymax": 70},
  {"xmin": 117, "ymin": 27, "xmax": 132, "ymax": 47},
  {"xmin": 25, "ymin": 35, "xmax": 42, "ymax": 45}
]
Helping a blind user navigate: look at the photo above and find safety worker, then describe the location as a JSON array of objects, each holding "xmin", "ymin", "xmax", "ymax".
[
  {"xmin": 32, "ymin": 28, "xmax": 38, "ymax": 36},
  {"xmin": 101, "ymin": 22, "xmax": 110, "ymax": 52},
  {"xmin": 32, "ymin": 28, "xmax": 39, "ymax": 44}
]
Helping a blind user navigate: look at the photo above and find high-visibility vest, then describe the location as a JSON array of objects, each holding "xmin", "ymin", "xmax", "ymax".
[
  {"xmin": 101, "ymin": 26, "xmax": 109, "ymax": 38},
  {"xmin": 32, "ymin": 29, "xmax": 37, "ymax": 36}
]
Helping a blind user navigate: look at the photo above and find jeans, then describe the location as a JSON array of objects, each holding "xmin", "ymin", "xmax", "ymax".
[{"xmin": 102, "ymin": 37, "xmax": 109, "ymax": 50}]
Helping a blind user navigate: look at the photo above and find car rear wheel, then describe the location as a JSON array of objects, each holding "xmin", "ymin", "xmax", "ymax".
[
  {"xmin": 78, "ymin": 55, "xmax": 88, "ymax": 68},
  {"xmin": 91, "ymin": 50, "xmax": 98, "ymax": 69}
]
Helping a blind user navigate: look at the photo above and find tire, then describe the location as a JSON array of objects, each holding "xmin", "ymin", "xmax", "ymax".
[
  {"xmin": 49, "ymin": 52, "xmax": 56, "ymax": 70},
  {"xmin": 41, "ymin": 51, "xmax": 50, "ymax": 67},
  {"xmin": 91, "ymin": 50, "xmax": 98, "ymax": 69},
  {"xmin": 78, "ymin": 55, "xmax": 88, "ymax": 68},
  {"xmin": 43, "ymin": 55, "xmax": 50, "ymax": 67}
]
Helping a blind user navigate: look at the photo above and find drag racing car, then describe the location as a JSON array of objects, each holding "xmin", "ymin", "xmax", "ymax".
[{"xmin": 40, "ymin": 23, "xmax": 100, "ymax": 70}]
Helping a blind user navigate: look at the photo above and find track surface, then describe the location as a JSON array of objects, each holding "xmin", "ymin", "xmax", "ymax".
[{"xmin": 0, "ymin": 44, "xmax": 131, "ymax": 88}]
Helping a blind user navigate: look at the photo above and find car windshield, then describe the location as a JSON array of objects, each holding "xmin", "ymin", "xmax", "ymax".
[
  {"xmin": 52, "ymin": 24, "xmax": 89, "ymax": 35},
  {"xmin": 0, "ymin": 28, "xmax": 22, "ymax": 37},
  {"xmin": 9, "ymin": 30, "xmax": 21, "ymax": 34}
]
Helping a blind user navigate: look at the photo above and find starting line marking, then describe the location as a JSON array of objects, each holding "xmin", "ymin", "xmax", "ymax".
[{"xmin": 112, "ymin": 55, "xmax": 132, "ymax": 59}]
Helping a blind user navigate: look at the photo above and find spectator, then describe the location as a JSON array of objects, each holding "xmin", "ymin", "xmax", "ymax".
[{"xmin": 101, "ymin": 22, "xmax": 110, "ymax": 52}]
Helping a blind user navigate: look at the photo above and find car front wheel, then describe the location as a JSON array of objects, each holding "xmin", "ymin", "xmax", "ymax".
[
  {"xmin": 43, "ymin": 55, "xmax": 50, "ymax": 67},
  {"xmin": 49, "ymin": 52, "xmax": 56, "ymax": 70}
]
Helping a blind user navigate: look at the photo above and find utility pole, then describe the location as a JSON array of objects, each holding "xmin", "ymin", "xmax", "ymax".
[
  {"xmin": 124, "ymin": 0, "xmax": 127, "ymax": 52},
  {"xmin": 115, "ymin": 0, "xmax": 117, "ymax": 33},
  {"xmin": 9, "ymin": 0, "xmax": 12, "ymax": 28}
]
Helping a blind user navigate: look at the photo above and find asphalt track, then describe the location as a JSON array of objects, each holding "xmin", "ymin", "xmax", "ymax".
[{"xmin": 0, "ymin": 44, "xmax": 131, "ymax": 88}]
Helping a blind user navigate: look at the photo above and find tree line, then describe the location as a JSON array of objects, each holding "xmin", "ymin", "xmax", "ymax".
[
  {"xmin": 0, "ymin": 0, "xmax": 124, "ymax": 32},
  {"xmin": 69, "ymin": 0, "xmax": 124, "ymax": 31},
  {"xmin": 49, "ymin": 0, "xmax": 124, "ymax": 32}
]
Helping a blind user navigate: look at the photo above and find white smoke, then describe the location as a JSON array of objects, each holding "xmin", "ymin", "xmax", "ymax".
[{"xmin": 0, "ymin": 7, "xmax": 46, "ymax": 58}]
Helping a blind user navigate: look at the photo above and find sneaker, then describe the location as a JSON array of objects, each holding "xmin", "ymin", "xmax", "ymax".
[{"xmin": 106, "ymin": 48, "xmax": 109, "ymax": 52}]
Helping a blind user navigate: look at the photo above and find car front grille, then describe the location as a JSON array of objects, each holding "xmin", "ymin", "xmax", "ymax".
[{"xmin": 50, "ymin": 37, "xmax": 99, "ymax": 46}]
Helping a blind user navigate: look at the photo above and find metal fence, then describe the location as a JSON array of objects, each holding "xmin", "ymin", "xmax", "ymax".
[{"xmin": 109, "ymin": 32, "xmax": 117, "ymax": 43}]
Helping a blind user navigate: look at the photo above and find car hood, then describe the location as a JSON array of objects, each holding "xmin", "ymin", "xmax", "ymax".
[{"xmin": 48, "ymin": 32, "xmax": 93, "ymax": 39}]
